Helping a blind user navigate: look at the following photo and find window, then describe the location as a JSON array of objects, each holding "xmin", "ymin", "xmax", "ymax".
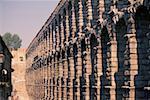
[{"xmin": 20, "ymin": 56, "xmax": 24, "ymax": 61}]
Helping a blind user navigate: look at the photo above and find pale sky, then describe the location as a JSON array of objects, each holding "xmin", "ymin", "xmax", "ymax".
[{"xmin": 0, "ymin": 0, "xmax": 60, "ymax": 48}]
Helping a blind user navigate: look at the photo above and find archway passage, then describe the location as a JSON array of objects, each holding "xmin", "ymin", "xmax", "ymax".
[
  {"xmin": 100, "ymin": 26, "xmax": 111, "ymax": 100},
  {"xmin": 115, "ymin": 18, "xmax": 128, "ymax": 99},
  {"xmin": 135, "ymin": 5, "xmax": 150, "ymax": 99},
  {"xmin": 89, "ymin": 33, "xmax": 99, "ymax": 100}
]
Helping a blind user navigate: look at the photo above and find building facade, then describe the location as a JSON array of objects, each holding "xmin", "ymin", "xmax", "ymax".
[
  {"xmin": 11, "ymin": 48, "xmax": 29, "ymax": 100},
  {"xmin": 26, "ymin": 0, "xmax": 150, "ymax": 100},
  {"xmin": 0, "ymin": 36, "xmax": 13, "ymax": 100}
]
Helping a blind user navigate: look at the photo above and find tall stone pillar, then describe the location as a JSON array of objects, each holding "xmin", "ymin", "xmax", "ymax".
[
  {"xmin": 85, "ymin": 41, "xmax": 91, "ymax": 100},
  {"xmin": 49, "ymin": 25, "xmax": 53, "ymax": 51},
  {"xmin": 56, "ymin": 52, "xmax": 60, "ymax": 100},
  {"xmin": 63, "ymin": 49, "xmax": 68, "ymax": 100},
  {"xmin": 58, "ymin": 53, "xmax": 63, "ymax": 100},
  {"xmin": 76, "ymin": 42, "xmax": 82, "ymax": 100},
  {"xmin": 47, "ymin": 62, "xmax": 50, "ymax": 100},
  {"xmin": 70, "ymin": 57, "xmax": 74, "ymax": 100},
  {"xmin": 86, "ymin": 0, "xmax": 93, "ymax": 27},
  {"xmin": 60, "ymin": 16, "xmax": 64, "ymax": 45},
  {"xmin": 56, "ymin": 20, "xmax": 60, "ymax": 49},
  {"xmin": 49, "ymin": 25, "xmax": 53, "ymax": 99},
  {"xmin": 67, "ymin": 46, "xmax": 74, "ymax": 100},
  {"xmin": 71, "ymin": 0, "xmax": 76, "ymax": 38},
  {"xmin": 65, "ymin": 4, "xmax": 70, "ymax": 42},
  {"xmin": 109, "ymin": 40, "xmax": 118, "ymax": 100},
  {"xmin": 51, "ymin": 53, "xmax": 55, "ymax": 100},
  {"xmin": 125, "ymin": 14, "xmax": 138, "ymax": 100},
  {"xmin": 106, "ymin": 22, "xmax": 118, "ymax": 100},
  {"xmin": 97, "ymin": 44, "xmax": 103, "ymax": 100},
  {"xmin": 78, "ymin": 0, "xmax": 84, "ymax": 32},
  {"xmin": 97, "ymin": 0, "xmax": 105, "ymax": 23},
  {"xmin": 54, "ymin": 54, "xmax": 58, "ymax": 100}
]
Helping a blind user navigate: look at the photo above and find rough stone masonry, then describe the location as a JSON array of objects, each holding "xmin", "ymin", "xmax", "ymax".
[{"xmin": 25, "ymin": 0, "xmax": 150, "ymax": 100}]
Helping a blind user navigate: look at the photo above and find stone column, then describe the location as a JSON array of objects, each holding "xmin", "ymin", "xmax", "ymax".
[
  {"xmin": 58, "ymin": 53, "xmax": 63, "ymax": 100},
  {"xmin": 51, "ymin": 54, "xmax": 55, "ymax": 100},
  {"xmin": 66, "ymin": 55, "xmax": 71, "ymax": 100},
  {"xmin": 47, "ymin": 62, "xmax": 50, "ymax": 99},
  {"xmin": 67, "ymin": 45, "xmax": 75, "ymax": 100},
  {"xmin": 86, "ymin": 0, "xmax": 93, "ymax": 27},
  {"xmin": 54, "ymin": 54, "xmax": 58, "ymax": 100},
  {"xmin": 56, "ymin": 20, "xmax": 60, "ymax": 49},
  {"xmin": 109, "ymin": 40, "xmax": 118, "ymax": 100},
  {"xmin": 56, "ymin": 52, "xmax": 59, "ymax": 100},
  {"xmin": 76, "ymin": 42, "xmax": 82, "ymax": 100},
  {"xmin": 63, "ymin": 49, "xmax": 68, "ymax": 100},
  {"xmin": 49, "ymin": 25, "xmax": 53, "ymax": 51},
  {"xmin": 71, "ymin": 0, "xmax": 76, "ymax": 38},
  {"xmin": 65, "ymin": 4, "xmax": 70, "ymax": 42},
  {"xmin": 97, "ymin": 44, "xmax": 103, "ymax": 100},
  {"xmin": 97, "ymin": 0, "xmax": 105, "ymax": 23},
  {"xmin": 60, "ymin": 15, "xmax": 64, "ymax": 45},
  {"xmin": 125, "ymin": 14, "xmax": 138, "ymax": 100},
  {"xmin": 85, "ymin": 39, "xmax": 91, "ymax": 100},
  {"xmin": 78, "ymin": 0, "xmax": 84, "ymax": 32},
  {"xmin": 69, "ymin": 56, "xmax": 74, "ymax": 100},
  {"xmin": 106, "ymin": 22, "xmax": 118, "ymax": 100},
  {"xmin": 60, "ymin": 14, "xmax": 65, "ymax": 100}
]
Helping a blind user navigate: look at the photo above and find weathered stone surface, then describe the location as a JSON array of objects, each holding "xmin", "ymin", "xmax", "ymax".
[
  {"xmin": 11, "ymin": 48, "xmax": 29, "ymax": 100},
  {"xmin": 25, "ymin": 0, "xmax": 150, "ymax": 99}
]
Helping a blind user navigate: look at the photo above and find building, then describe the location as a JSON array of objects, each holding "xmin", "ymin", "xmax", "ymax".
[
  {"xmin": 11, "ymin": 48, "xmax": 29, "ymax": 100},
  {"xmin": 0, "ymin": 35, "xmax": 13, "ymax": 100},
  {"xmin": 25, "ymin": 0, "xmax": 150, "ymax": 99}
]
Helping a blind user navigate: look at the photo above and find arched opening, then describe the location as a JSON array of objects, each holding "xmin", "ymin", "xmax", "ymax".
[
  {"xmin": 63, "ymin": 8, "xmax": 67, "ymax": 41},
  {"xmin": 135, "ymin": 5, "xmax": 150, "ymax": 99},
  {"xmin": 73, "ymin": 43, "xmax": 78, "ymax": 99},
  {"xmin": 74, "ymin": 0, "xmax": 79, "ymax": 33},
  {"xmin": 80, "ymin": 38, "xmax": 87, "ymax": 100},
  {"xmin": 82, "ymin": 0, "xmax": 88, "ymax": 29},
  {"xmin": 115, "ymin": 18, "xmax": 128, "ymax": 99},
  {"xmin": 55, "ymin": 19, "xmax": 58, "ymax": 47},
  {"xmin": 68, "ymin": 1, "xmax": 72, "ymax": 39},
  {"xmin": 91, "ymin": 0, "xmax": 98, "ymax": 26},
  {"xmin": 90, "ymin": 33, "xmax": 98, "ymax": 100},
  {"xmin": 52, "ymin": 23, "xmax": 55, "ymax": 49},
  {"xmin": 58, "ymin": 14, "xmax": 62, "ymax": 45},
  {"xmin": 100, "ymin": 26, "xmax": 111, "ymax": 100},
  {"xmin": 61, "ymin": 49, "xmax": 65, "ymax": 99}
]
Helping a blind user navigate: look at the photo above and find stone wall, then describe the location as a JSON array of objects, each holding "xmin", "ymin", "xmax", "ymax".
[
  {"xmin": 11, "ymin": 48, "xmax": 29, "ymax": 100},
  {"xmin": 25, "ymin": 0, "xmax": 150, "ymax": 99}
]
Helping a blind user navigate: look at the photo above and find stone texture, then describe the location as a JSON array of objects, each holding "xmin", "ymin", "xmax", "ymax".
[
  {"xmin": 11, "ymin": 48, "xmax": 29, "ymax": 100},
  {"xmin": 25, "ymin": 0, "xmax": 150, "ymax": 100}
]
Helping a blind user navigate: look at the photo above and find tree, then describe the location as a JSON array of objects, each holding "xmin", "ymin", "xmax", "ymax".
[{"xmin": 2, "ymin": 32, "xmax": 22, "ymax": 50}]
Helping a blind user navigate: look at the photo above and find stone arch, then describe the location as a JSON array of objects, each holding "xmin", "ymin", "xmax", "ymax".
[{"xmin": 135, "ymin": 5, "xmax": 150, "ymax": 99}]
